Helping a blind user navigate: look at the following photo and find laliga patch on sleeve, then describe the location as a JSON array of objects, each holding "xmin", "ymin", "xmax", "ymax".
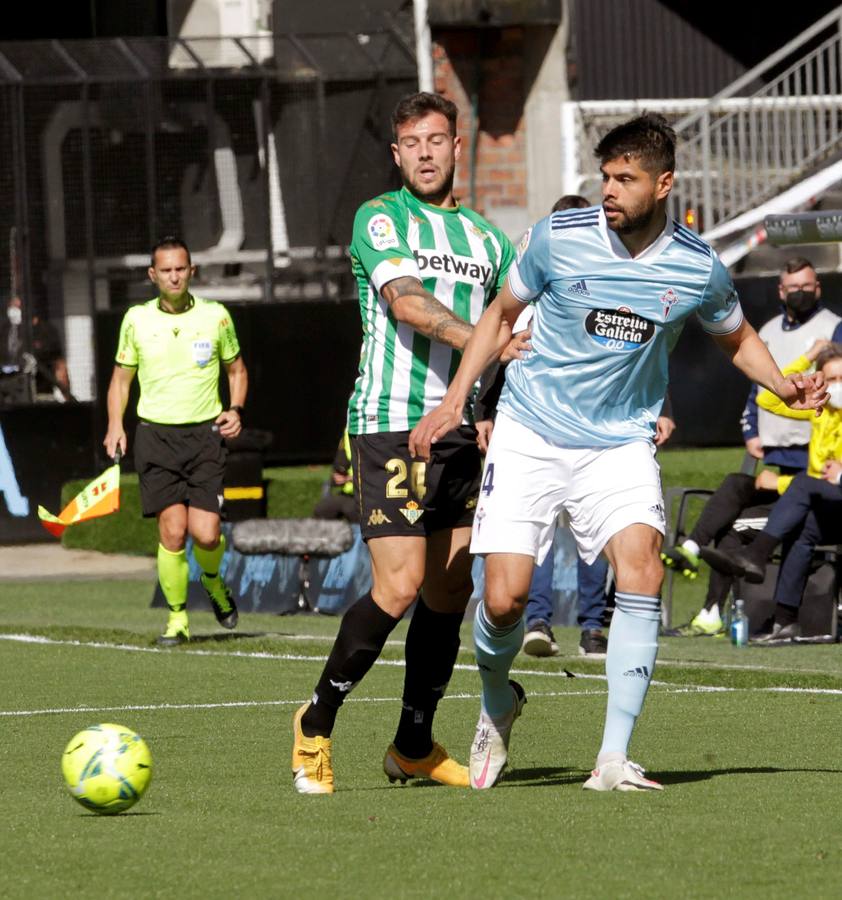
[
  {"xmin": 516, "ymin": 226, "xmax": 532, "ymax": 263},
  {"xmin": 368, "ymin": 214, "xmax": 399, "ymax": 251}
]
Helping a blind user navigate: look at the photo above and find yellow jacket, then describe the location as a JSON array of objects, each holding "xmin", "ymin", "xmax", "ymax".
[{"xmin": 757, "ymin": 353, "xmax": 842, "ymax": 493}]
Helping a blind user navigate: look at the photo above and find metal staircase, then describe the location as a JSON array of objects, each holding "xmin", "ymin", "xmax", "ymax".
[
  {"xmin": 561, "ymin": 6, "xmax": 842, "ymax": 253},
  {"xmin": 672, "ymin": 5, "xmax": 842, "ymax": 241}
]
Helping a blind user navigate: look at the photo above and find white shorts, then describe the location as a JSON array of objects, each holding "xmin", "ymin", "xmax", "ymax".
[{"xmin": 471, "ymin": 412, "xmax": 665, "ymax": 565}]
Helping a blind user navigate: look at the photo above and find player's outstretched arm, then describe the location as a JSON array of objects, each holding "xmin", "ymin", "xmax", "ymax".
[
  {"xmin": 104, "ymin": 365, "xmax": 135, "ymax": 458},
  {"xmin": 713, "ymin": 319, "xmax": 828, "ymax": 414},
  {"xmin": 381, "ymin": 276, "xmax": 474, "ymax": 350},
  {"xmin": 409, "ymin": 285, "xmax": 524, "ymax": 460}
]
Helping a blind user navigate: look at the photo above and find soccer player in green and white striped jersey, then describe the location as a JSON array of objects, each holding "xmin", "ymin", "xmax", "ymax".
[{"xmin": 292, "ymin": 92, "xmax": 522, "ymax": 794}]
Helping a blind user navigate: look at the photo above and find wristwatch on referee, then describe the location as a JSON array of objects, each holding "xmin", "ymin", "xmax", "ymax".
[{"xmin": 228, "ymin": 404, "xmax": 244, "ymax": 417}]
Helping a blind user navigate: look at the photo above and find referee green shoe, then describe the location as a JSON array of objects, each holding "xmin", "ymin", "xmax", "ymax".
[
  {"xmin": 201, "ymin": 574, "xmax": 239, "ymax": 629},
  {"xmin": 157, "ymin": 611, "xmax": 190, "ymax": 646}
]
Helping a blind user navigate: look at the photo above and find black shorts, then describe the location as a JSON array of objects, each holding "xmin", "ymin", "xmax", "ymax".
[
  {"xmin": 134, "ymin": 420, "xmax": 226, "ymax": 518},
  {"xmin": 352, "ymin": 426, "xmax": 481, "ymax": 540}
]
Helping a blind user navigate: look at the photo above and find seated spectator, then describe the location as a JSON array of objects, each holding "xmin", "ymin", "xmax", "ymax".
[
  {"xmin": 662, "ymin": 257, "xmax": 842, "ymax": 635},
  {"xmin": 31, "ymin": 307, "xmax": 70, "ymax": 400},
  {"xmin": 0, "ymin": 296, "xmax": 71, "ymax": 402},
  {"xmin": 312, "ymin": 429, "xmax": 359, "ymax": 523},
  {"xmin": 705, "ymin": 343, "xmax": 842, "ymax": 640}
]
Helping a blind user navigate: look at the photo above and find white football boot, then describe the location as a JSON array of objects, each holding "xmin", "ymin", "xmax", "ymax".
[
  {"xmin": 469, "ymin": 680, "xmax": 526, "ymax": 790},
  {"xmin": 583, "ymin": 757, "xmax": 663, "ymax": 792}
]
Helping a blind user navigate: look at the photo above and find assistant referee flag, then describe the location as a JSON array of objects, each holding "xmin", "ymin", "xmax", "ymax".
[{"xmin": 38, "ymin": 460, "xmax": 120, "ymax": 537}]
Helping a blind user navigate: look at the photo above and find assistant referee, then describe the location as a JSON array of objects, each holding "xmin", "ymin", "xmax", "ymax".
[{"xmin": 104, "ymin": 236, "xmax": 248, "ymax": 645}]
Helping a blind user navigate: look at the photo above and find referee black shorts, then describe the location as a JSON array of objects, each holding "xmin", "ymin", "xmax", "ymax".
[
  {"xmin": 134, "ymin": 419, "xmax": 226, "ymax": 518},
  {"xmin": 352, "ymin": 426, "xmax": 481, "ymax": 541}
]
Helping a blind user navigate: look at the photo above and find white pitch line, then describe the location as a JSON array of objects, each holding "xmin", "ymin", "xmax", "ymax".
[
  {"xmin": 7, "ymin": 680, "xmax": 842, "ymax": 719},
  {"xmin": 6, "ymin": 631, "xmax": 834, "ymax": 679},
  {"xmin": 173, "ymin": 631, "xmax": 841, "ymax": 677},
  {"xmin": 0, "ymin": 689, "xmax": 615, "ymax": 719},
  {"xmin": 0, "ymin": 632, "xmax": 584, "ymax": 678},
  {"xmin": 4, "ymin": 632, "xmax": 842, "ymax": 700}
]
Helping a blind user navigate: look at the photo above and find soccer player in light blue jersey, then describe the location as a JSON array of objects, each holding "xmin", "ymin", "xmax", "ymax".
[{"xmin": 410, "ymin": 114, "xmax": 827, "ymax": 792}]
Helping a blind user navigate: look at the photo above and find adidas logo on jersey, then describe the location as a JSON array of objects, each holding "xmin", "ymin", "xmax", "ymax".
[
  {"xmin": 568, "ymin": 279, "xmax": 590, "ymax": 296},
  {"xmin": 623, "ymin": 666, "xmax": 650, "ymax": 679},
  {"xmin": 368, "ymin": 509, "xmax": 392, "ymax": 526}
]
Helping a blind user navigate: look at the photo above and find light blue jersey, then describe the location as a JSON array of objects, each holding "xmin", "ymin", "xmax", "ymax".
[{"xmin": 499, "ymin": 205, "xmax": 742, "ymax": 447}]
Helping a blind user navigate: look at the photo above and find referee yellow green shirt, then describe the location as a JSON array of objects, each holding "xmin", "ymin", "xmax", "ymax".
[{"xmin": 115, "ymin": 296, "xmax": 241, "ymax": 424}]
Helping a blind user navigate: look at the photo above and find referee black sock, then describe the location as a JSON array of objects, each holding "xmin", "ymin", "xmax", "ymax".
[
  {"xmin": 301, "ymin": 592, "xmax": 399, "ymax": 738},
  {"xmin": 393, "ymin": 598, "xmax": 463, "ymax": 760}
]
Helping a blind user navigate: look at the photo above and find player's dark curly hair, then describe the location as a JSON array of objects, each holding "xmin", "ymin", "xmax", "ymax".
[
  {"xmin": 595, "ymin": 113, "xmax": 676, "ymax": 175},
  {"xmin": 391, "ymin": 92, "xmax": 458, "ymax": 140}
]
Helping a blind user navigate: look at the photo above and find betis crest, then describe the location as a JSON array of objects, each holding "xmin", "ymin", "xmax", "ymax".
[{"xmin": 399, "ymin": 500, "xmax": 424, "ymax": 525}]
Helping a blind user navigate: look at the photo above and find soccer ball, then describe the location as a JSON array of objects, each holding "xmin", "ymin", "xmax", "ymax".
[{"xmin": 61, "ymin": 723, "xmax": 152, "ymax": 815}]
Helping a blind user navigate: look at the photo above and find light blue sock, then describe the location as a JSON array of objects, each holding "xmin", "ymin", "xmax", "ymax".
[
  {"xmin": 599, "ymin": 591, "xmax": 660, "ymax": 760},
  {"xmin": 473, "ymin": 602, "xmax": 524, "ymax": 719}
]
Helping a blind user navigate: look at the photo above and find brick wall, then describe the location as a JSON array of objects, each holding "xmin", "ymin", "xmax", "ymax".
[{"xmin": 432, "ymin": 27, "xmax": 527, "ymax": 226}]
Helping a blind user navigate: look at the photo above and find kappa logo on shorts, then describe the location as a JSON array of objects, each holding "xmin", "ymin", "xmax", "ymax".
[
  {"xmin": 464, "ymin": 495, "xmax": 478, "ymax": 510},
  {"xmin": 399, "ymin": 500, "xmax": 424, "ymax": 525},
  {"xmin": 368, "ymin": 509, "xmax": 392, "ymax": 526}
]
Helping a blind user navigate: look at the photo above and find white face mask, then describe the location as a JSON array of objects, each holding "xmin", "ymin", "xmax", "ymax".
[
  {"xmin": 827, "ymin": 382, "xmax": 842, "ymax": 410},
  {"xmin": 7, "ymin": 306, "xmax": 21, "ymax": 326}
]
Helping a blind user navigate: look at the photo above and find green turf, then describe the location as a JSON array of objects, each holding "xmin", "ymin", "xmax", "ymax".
[
  {"xmin": 60, "ymin": 466, "xmax": 332, "ymax": 555},
  {"xmin": 4, "ymin": 582, "xmax": 842, "ymax": 898},
  {"xmin": 58, "ymin": 446, "xmax": 745, "ymax": 557}
]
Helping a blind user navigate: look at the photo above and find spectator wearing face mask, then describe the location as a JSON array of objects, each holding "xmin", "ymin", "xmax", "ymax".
[
  {"xmin": 741, "ymin": 257, "xmax": 842, "ymax": 471},
  {"xmin": 662, "ymin": 257, "xmax": 842, "ymax": 636},
  {"xmin": 0, "ymin": 296, "xmax": 71, "ymax": 401},
  {"xmin": 704, "ymin": 342, "xmax": 842, "ymax": 641}
]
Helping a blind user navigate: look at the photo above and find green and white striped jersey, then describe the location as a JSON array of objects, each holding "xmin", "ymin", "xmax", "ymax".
[{"xmin": 347, "ymin": 187, "xmax": 514, "ymax": 434}]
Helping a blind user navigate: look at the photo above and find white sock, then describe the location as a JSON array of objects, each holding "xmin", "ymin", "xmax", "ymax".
[{"xmin": 682, "ymin": 539, "xmax": 700, "ymax": 557}]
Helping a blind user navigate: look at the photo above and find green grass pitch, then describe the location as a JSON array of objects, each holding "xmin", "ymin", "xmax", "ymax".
[{"xmin": 4, "ymin": 577, "xmax": 842, "ymax": 899}]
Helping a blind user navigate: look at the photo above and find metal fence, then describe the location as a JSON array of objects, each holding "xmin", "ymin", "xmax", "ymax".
[
  {"xmin": 562, "ymin": 7, "xmax": 842, "ymax": 245},
  {"xmin": 0, "ymin": 33, "xmax": 417, "ymax": 401}
]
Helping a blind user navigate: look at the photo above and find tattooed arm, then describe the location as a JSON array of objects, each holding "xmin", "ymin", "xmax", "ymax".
[{"xmin": 381, "ymin": 276, "xmax": 474, "ymax": 350}]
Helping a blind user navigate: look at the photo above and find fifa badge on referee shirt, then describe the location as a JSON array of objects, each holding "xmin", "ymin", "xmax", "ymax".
[
  {"xmin": 399, "ymin": 500, "xmax": 424, "ymax": 525},
  {"xmin": 192, "ymin": 340, "xmax": 212, "ymax": 367}
]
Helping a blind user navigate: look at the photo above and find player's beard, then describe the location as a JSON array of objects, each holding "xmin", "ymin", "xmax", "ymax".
[
  {"xmin": 403, "ymin": 161, "xmax": 456, "ymax": 206},
  {"xmin": 604, "ymin": 197, "xmax": 659, "ymax": 235}
]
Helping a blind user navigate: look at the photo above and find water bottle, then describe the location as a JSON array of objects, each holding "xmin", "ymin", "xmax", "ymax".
[{"xmin": 730, "ymin": 598, "xmax": 749, "ymax": 647}]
